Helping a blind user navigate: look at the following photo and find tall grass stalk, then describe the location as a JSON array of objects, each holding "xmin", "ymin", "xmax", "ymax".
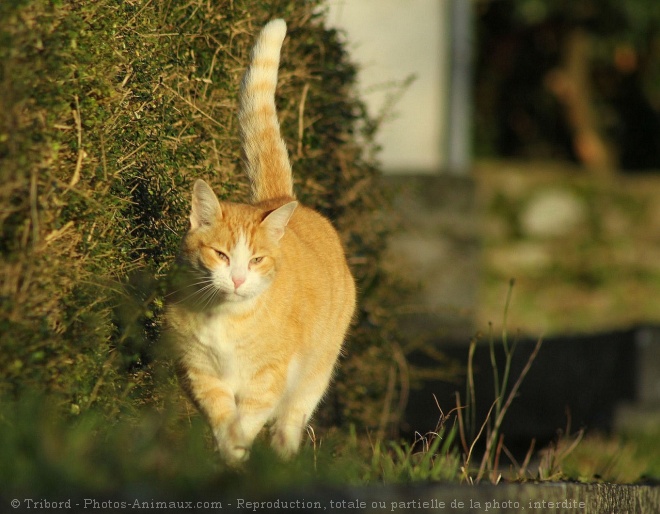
[{"xmin": 458, "ymin": 279, "xmax": 544, "ymax": 483}]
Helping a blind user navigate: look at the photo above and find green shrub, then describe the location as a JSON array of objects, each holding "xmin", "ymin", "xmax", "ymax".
[{"xmin": 0, "ymin": 0, "xmax": 400, "ymax": 433}]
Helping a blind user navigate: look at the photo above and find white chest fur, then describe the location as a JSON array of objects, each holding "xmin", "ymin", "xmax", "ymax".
[{"xmin": 190, "ymin": 302, "xmax": 260, "ymax": 389}]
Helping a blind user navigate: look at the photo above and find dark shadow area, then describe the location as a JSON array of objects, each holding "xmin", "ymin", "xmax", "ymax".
[{"xmin": 403, "ymin": 326, "xmax": 656, "ymax": 457}]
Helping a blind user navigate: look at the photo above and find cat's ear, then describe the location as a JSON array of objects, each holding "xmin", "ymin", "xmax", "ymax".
[
  {"xmin": 190, "ymin": 179, "xmax": 221, "ymax": 230},
  {"xmin": 261, "ymin": 201, "xmax": 297, "ymax": 241}
]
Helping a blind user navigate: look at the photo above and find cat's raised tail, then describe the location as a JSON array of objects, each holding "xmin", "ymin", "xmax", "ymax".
[{"xmin": 239, "ymin": 19, "xmax": 294, "ymax": 203}]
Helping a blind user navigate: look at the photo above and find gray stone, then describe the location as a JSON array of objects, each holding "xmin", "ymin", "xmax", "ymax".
[{"xmin": 521, "ymin": 188, "xmax": 587, "ymax": 238}]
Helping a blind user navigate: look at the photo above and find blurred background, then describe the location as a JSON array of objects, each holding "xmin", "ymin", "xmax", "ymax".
[
  {"xmin": 327, "ymin": 0, "xmax": 660, "ymax": 331},
  {"xmin": 328, "ymin": 0, "xmax": 660, "ymax": 174},
  {"xmin": 328, "ymin": 0, "xmax": 660, "ymax": 446}
]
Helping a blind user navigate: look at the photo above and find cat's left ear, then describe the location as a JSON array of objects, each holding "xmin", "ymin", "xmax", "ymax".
[
  {"xmin": 190, "ymin": 179, "xmax": 221, "ymax": 230},
  {"xmin": 261, "ymin": 201, "xmax": 297, "ymax": 241}
]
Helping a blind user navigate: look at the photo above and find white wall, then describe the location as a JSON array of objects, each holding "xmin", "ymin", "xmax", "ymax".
[{"xmin": 326, "ymin": 0, "xmax": 450, "ymax": 174}]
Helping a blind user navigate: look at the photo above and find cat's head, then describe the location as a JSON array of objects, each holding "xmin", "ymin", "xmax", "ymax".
[{"xmin": 176, "ymin": 179, "xmax": 296, "ymax": 306}]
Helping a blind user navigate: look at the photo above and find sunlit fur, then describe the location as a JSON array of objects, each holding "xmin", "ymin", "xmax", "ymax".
[{"xmin": 166, "ymin": 19, "xmax": 356, "ymax": 462}]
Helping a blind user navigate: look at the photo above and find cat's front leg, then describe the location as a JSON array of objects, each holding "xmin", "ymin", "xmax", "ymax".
[
  {"xmin": 184, "ymin": 367, "xmax": 248, "ymax": 462},
  {"xmin": 232, "ymin": 368, "xmax": 287, "ymax": 455},
  {"xmin": 270, "ymin": 363, "xmax": 336, "ymax": 459},
  {"xmin": 270, "ymin": 407, "xmax": 308, "ymax": 459}
]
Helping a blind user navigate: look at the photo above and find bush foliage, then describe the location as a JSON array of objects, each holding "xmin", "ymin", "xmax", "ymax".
[{"xmin": 0, "ymin": 0, "xmax": 400, "ymax": 433}]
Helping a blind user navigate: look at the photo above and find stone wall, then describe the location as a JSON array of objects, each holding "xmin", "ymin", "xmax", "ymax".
[
  {"xmin": 384, "ymin": 161, "xmax": 660, "ymax": 339},
  {"xmin": 476, "ymin": 160, "xmax": 660, "ymax": 336}
]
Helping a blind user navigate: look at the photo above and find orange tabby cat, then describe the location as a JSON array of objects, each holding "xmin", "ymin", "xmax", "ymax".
[{"xmin": 166, "ymin": 19, "xmax": 356, "ymax": 462}]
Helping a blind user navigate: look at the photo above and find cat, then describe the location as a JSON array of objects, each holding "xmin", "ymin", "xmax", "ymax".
[{"xmin": 166, "ymin": 19, "xmax": 356, "ymax": 462}]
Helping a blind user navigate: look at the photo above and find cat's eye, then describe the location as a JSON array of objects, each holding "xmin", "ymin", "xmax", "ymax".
[
  {"xmin": 250, "ymin": 256, "xmax": 264, "ymax": 265},
  {"xmin": 215, "ymin": 250, "xmax": 229, "ymax": 263}
]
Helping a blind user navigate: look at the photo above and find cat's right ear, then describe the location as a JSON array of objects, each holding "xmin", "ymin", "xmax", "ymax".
[{"xmin": 190, "ymin": 179, "xmax": 221, "ymax": 230}]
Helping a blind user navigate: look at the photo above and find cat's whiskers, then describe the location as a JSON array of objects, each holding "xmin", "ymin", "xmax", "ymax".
[
  {"xmin": 164, "ymin": 274, "xmax": 214, "ymax": 299},
  {"xmin": 172, "ymin": 281, "xmax": 218, "ymax": 306},
  {"xmin": 198, "ymin": 282, "xmax": 223, "ymax": 309}
]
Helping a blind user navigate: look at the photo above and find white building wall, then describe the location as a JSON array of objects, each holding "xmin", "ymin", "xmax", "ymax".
[{"xmin": 326, "ymin": 0, "xmax": 451, "ymax": 174}]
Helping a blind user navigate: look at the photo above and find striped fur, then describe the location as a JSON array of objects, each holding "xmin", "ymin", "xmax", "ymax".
[{"xmin": 239, "ymin": 19, "xmax": 293, "ymax": 203}]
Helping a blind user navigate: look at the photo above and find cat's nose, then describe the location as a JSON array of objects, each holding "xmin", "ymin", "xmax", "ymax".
[{"xmin": 232, "ymin": 275, "xmax": 246, "ymax": 289}]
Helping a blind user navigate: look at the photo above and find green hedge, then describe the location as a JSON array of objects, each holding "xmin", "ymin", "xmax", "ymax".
[{"xmin": 0, "ymin": 0, "xmax": 402, "ymax": 431}]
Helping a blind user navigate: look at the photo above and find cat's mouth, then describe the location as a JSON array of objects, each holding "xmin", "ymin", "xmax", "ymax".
[{"xmin": 227, "ymin": 288, "xmax": 250, "ymax": 301}]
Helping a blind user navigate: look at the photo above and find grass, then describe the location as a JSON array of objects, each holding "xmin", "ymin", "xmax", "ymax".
[
  {"xmin": 456, "ymin": 280, "xmax": 544, "ymax": 484},
  {"xmin": 555, "ymin": 429, "xmax": 660, "ymax": 484},
  {"xmin": 7, "ymin": 281, "xmax": 656, "ymax": 499},
  {"xmin": 2, "ymin": 369, "xmax": 658, "ymax": 499},
  {"xmin": 3, "ymin": 394, "xmax": 657, "ymax": 499},
  {"xmin": 0, "ymin": 395, "xmax": 461, "ymax": 495}
]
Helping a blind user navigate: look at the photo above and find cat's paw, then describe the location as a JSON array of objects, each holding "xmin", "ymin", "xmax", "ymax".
[
  {"xmin": 214, "ymin": 425, "xmax": 250, "ymax": 464},
  {"xmin": 270, "ymin": 426, "xmax": 301, "ymax": 460},
  {"xmin": 223, "ymin": 444, "xmax": 250, "ymax": 464}
]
